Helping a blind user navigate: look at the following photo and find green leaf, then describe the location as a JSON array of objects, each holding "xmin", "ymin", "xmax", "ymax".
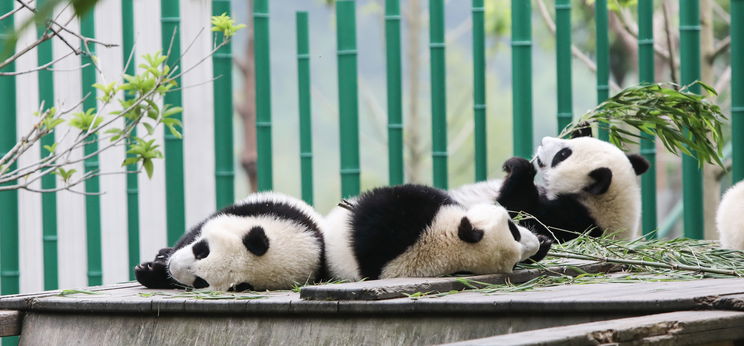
[
  {"xmin": 143, "ymin": 159, "xmax": 154, "ymax": 178},
  {"xmin": 142, "ymin": 122, "xmax": 155, "ymax": 135},
  {"xmin": 43, "ymin": 143, "xmax": 58, "ymax": 154}
]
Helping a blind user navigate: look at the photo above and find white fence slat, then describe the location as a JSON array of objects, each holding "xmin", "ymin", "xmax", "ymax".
[{"xmin": 15, "ymin": 4, "xmax": 43, "ymax": 293}]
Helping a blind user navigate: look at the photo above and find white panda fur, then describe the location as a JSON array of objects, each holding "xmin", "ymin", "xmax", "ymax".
[
  {"xmin": 324, "ymin": 184, "xmax": 546, "ymax": 281},
  {"xmin": 448, "ymin": 179, "xmax": 503, "ymax": 209},
  {"xmin": 717, "ymin": 181, "xmax": 744, "ymax": 250},
  {"xmin": 135, "ymin": 192, "xmax": 326, "ymax": 291}
]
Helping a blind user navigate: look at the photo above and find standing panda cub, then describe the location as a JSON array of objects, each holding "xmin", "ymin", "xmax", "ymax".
[
  {"xmin": 324, "ymin": 184, "xmax": 550, "ymax": 281},
  {"xmin": 135, "ymin": 192, "xmax": 326, "ymax": 291},
  {"xmin": 717, "ymin": 181, "xmax": 744, "ymax": 250}
]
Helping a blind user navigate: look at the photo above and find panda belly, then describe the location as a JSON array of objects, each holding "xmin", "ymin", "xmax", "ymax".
[{"xmin": 717, "ymin": 181, "xmax": 744, "ymax": 250}]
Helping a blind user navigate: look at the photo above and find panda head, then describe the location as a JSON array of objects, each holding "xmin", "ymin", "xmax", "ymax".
[
  {"xmin": 167, "ymin": 214, "xmax": 320, "ymax": 291},
  {"xmin": 533, "ymin": 132, "xmax": 649, "ymax": 199},
  {"xmin": 459, "ymin": 204, "xmax": 542, "ymax": 263}
]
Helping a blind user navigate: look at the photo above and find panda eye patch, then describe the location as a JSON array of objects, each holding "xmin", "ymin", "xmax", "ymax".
[
  {"xmin": 551, "ymin": 148, "xmax": 572, "ymax": 168},
  {"xmin": 192, "ymin": 240, "xmax": 210, "ymax": 260}
]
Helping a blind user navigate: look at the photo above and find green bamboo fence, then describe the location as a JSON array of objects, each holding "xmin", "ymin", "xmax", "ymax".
[
  {"xmin": 296, "ymin": 12, "xmax": 313, "ymax": 205},
  {"xmin": 385, "ymin": 0, "xmax": 404, "ymax": 185},
  {"xmin": 511, "ymin": 0, "xmax": 533, "ymax": 158},
  {"xmin": 36, "ymin": 0, "xmax": 59, "ymax": 289},
  {"xmin": 122, "ymin": 0, "xmax": 139, "ymax": 280},
  {"xmin": 161, "ymin": 0, "xmax": 186, "ymax": 245},
  {"xmin": 595, "ymin": 0, "xmax": 609, "ymax": 141},
  {"xmin": 679, "ymin": 0, "xmax": 704, "ymax": 239},
  {"xmin": 0, "ymin": 0, "xmax": 19, "ymax": 301},
  {"xmin": 336, "ymin": 0, "xmax": 361, "ymax": 198},
  {"xmin": 254, "ymin": 0, "xmax": 273, "ymax": 191},
  {"xmin": 80, "ymin": 11, "xmax": 103, "ymax": 286},
  {"xmin": 555, "ymin": 0, "xmax": 573, "ymax": 133},
  {"xmin": 638, "ymin": 0, "xmax": 657, "ymax": 238},
  {"xmin": 733, "ymin": 0, "xmax": 744, "ymax": 183},
  {"xmin": 472, "ymin": 0, "xmax": 487, "ymax": 181},
  {"xmin": 429, "ymin": 0, "xmax": 448, "ymax": 189},
  {"xmin": 213, "ymin": 0, "xmax": 235, "ymax": 208}
]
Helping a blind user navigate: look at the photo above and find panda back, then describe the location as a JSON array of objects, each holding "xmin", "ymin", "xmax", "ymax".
[{"xmin": 351, "ymin": 184, "xmax": 457, "ymax": 280}]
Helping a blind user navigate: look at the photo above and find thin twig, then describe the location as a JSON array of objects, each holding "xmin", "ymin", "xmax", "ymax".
[
  {"xmin": 0, "ymin": 50, "xmax": 74, "ymax": 76},
  {"xmin": 662, "ymin": 0, "xmax": 678, "ymax": 85}
]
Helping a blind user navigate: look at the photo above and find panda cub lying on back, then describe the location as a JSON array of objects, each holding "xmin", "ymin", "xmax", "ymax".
[
  {"xmin": 135, "ymin": 192, "xmax": 326, "ymax": 291},
  {"xmin": 451, "ymin": 128, "xmax": 649, "ymax": 242},
  {"xmin": 324, "ymin": 184, "xmax": 551, "ymax": 281}
]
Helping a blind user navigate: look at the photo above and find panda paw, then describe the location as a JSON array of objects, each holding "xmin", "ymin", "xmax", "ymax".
[
  {"xmin": 524, "ymin": 234, "xmax": 553, "ymax": 263},
  {"xmin": 134, "ymin": 261, "xmax": 174, "ymax": 289},
  {"xmin": 502, "ymin": 157, "xmax": 536, "ymax": 179}
]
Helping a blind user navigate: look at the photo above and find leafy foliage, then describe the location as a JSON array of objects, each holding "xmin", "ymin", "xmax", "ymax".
[
  {"xmin": 561, "ymin": 82, "xmax": 727, "ymax": 168},
  {"xmin": 211, "ymin": 13, "xmax": 247, "ymax": 38}
]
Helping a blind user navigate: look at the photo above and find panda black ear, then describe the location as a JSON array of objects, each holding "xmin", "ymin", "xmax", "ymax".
[
  {"xmin": 627, "ymin": 154, "xmax": 650, "ymax": 175},
  {"xmin": 458, "ymin": 217, "xmax": 484, "ymax": 243},
  {"xmin": 570, "ymin": 122, "xmax": 593, "ymax": 138},
  {"xmin": 243, "ymin": 226, "xmax": 270, "ymax": 256},
  {"xmin": 585, "ymin": 167, "xmax": 613, "ymax": 195}
]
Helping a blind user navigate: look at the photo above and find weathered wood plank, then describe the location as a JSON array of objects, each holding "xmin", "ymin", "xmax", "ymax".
[
  {"xmin": 0, "ymin": 311, "xmax": 22, "ymax": 337},
  {"xmin": 443, "ymin": 310, "xmax": 744, "ymax": 346},
  {"xmin": 300, "ymin": 262, "xmax": 621, "ymax": 300}
]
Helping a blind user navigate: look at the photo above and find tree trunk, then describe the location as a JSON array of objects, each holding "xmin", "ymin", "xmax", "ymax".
[{"xmin": 238, "ymin": 0, "xmax": 258, "ymax": 193}]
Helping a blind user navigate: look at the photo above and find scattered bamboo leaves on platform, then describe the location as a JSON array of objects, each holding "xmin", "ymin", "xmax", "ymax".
[
  {"xmin": 454, "ymin": 235, "xmax": 744, "ymax": 295},
  {"xmin": 137, "ymin": 290, "xmax": 267, "ymax": 300},
  {"xmin": 58, "ymin": 289, "xmax": 100, "ymax": 296},
  {"xmin": 561, "ymin": 81, "xmax": 727, "ymax": 168}
]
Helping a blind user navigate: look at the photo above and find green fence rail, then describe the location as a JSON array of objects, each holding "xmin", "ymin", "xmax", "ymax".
[
  {"xmin": 0, "ymin": 0, "xmax": 19, "ymax": 301},
  {"xmin": 213, "ymin": 0, "xmax": 236, "ymax": 208},
  {"xmin": 429, "ymin": 0, "xmax": 448, "ymax": 189},
  {"xmin": 555, "ymin": 0, "xmax": 573, "ymax": 134},
  {"xmin": 37, "ymin": 0, "xmax": 59, "ymax": 289},
  {"xmin": 680, "ymin": 1, "xmax": 704, "ymax": 240},
  {"xmin": 734, "ymin": 0, "xmax": 744, "ymax": 184},
  {"xmin": 595, "ymin": 0, "xmax": 609, "ymax": 141},
  {"xmin": 80, "ymin": 10, "xmax": 103, "ymax": 287},
  {"xmin": 638, "ymin": 0, "xmax": 657, "ymax": 239},
  {"xmin": 472, "ymin": 0, "xmax": 487, "ymax": 181},
  {"xmin": 336, "ymin": 0, "xmax": 361, "ymax": 198},
  {"xmin": 254, "ymin": 0, "xmax": 273, "ymax": 191},
  {"xmin": 296, "ymin": 11, "xmax": 314, "ymax": 205},
  {"xmin": 161, "ymin": 0, "xmax": 186, "ymax": 246},
  {"xmin": 511, "ymin": 0, "xmax": 532, "ymax": 158},
  {"xmin": 385, "ymin": 0, "xmax": 404, "ymax": 186}
]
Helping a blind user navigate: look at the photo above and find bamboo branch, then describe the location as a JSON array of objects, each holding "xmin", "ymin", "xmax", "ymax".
[{"xmin": 549, "ymin": 251, "xmax": 742, "ymax": 277}]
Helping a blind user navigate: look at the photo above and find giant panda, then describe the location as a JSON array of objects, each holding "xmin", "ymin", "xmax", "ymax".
[
  {"xmin": 324, "ymin": 184, "xmax": 551, "ymax": 281},
  {"xmin": 717, "ymin": 180, "xmax": 744, "ymax": 250},
  {"xmin": 450, "ymin": 129, "xmax": 649, "ymax": 242},
  {"xmin": 134, "ymin": 192, "xmax": 327, "ymax": 291}
]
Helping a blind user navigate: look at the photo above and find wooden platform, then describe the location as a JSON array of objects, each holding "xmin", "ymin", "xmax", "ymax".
[{"xmin": 1, "ymin": 262, "xmax": 743, "ymax": 345}]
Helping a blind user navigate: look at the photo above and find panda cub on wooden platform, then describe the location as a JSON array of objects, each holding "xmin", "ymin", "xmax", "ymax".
[
  {"xmin": 135, "ymin": 192, "xmax": 327, "ymax": 291},
  {"xmin": 717, "ymin": 181, "xmax": 744, "ymax": 250},
  {"xmin": 324, "ymin": 184, "xmax": 551, "ymax": 281},
  {"xmin": 450, "ymin": 128, "xmax": 649, "ymax": 242}
]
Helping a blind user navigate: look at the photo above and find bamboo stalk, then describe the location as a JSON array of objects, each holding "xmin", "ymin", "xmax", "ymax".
[
  {"xmin": 385, "ymin": 0, "xmax": 404, "ymax": 185},
  {"xmin": 472, "ymin": 0, "xmax": 486, "ymax": 181},
  {"xmin": 429, "ymin": 0, "xmax": 448, "ymax": 189},
  {"xmin": 555, "ymin": 0, "xmax": 573, "ymax": 134},
  {"xmin": 296, "ymin": 12, "xmax": 313, "ymax": 204},
  {"xmin": 254, "ymin": 0, "xmax": 273, "ymax": 191},
  {"xmin": 212, "ymin": 0, "xmax": 235, "ymax": 208},
  {"xmin": 336, "ymin": 0, "xmax": 360, "ymax": 198},
  {"xmin": 511, "ymin": 0, "xmax": 533, "ymax": 158},
  {"xmin": 122, "ymin": 0, "xmax": 139, "ymax": 281},
  {"xmin": 639, "ymin": 0, "xmax": 657, "ymax": 238}
]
